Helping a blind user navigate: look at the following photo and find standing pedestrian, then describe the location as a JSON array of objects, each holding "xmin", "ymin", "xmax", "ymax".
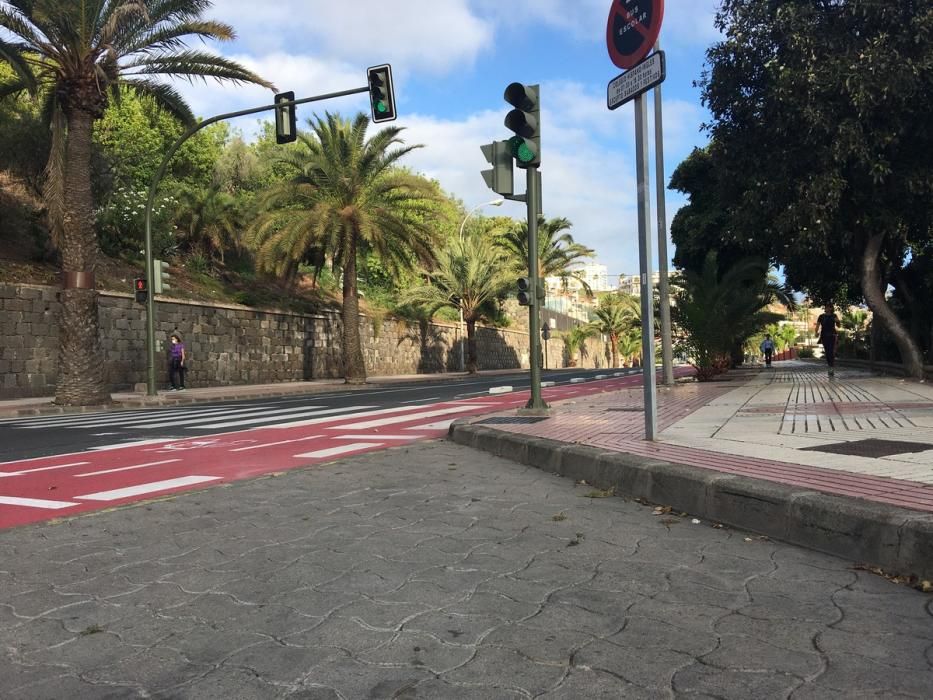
[
  {"xmin": 759, "ymin": 333, "xmax": 776, "ymax": 368},
  {"xmin": 169, "ymin": 332, "xmax": 186, "ymax": 391},
  {"xmin": 814, "ymin": 304, "xmax": 838, "ymax": 377}
]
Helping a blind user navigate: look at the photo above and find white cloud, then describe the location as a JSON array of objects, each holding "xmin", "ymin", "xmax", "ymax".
[{"xmin": 211, "ymin": 0, "xmax": 492, "ymax": 74}]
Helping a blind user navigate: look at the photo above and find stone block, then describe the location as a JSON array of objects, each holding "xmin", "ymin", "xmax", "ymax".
[{"xmin": 897, "ymin": 515, "xmax": 933, "ymax": 580}]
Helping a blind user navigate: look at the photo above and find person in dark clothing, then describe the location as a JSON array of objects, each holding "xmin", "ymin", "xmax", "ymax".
[
  {"xmin": 815, "ymin": 304, "xmax": 838, "ymax": 376},
  {"xmin": 760, "ymin": 334, "xmax": 776, "ymax": 367},
  {"xmin": 169, "ymin": 332, "xmax": 186, "ymax": 390}
]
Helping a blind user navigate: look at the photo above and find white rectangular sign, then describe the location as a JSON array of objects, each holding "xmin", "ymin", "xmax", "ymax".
[{"xmin": 607, "ymin": 51, "xmax": 666, "ymax": 110}]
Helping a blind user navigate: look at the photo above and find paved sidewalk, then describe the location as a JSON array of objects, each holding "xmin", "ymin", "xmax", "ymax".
[
  {"xmin": 0, "ymin": 369, "xmax": 526, "ymax": 419},
  {"xmin": 451, "ymin": 361, "xmax": 933, "ymax": 579},
  {"xmin": 2, "ymin": 441, "xmax": 931, "ymax": 698}
]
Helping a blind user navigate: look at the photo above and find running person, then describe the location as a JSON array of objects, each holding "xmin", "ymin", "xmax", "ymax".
[{"xmin": 814, "ymin": 304, "xmax": 838, "ymax": 376}]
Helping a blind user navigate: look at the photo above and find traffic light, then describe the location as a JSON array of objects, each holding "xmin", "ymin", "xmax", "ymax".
[
  {"xmin": 503, "ymin": 82, "xmax": 540, "ymax": 168},
  {"xmin": 134, "ymin": 278, "xmax": 147, "ymax": 304},
  {"xmin": 367, "ymin": 64, "xmax": 396, "ymax": 123},
  {"xmin": 480, "ymin": 140, "xmax": 514, "ymax": 196},
  {"xmin": 274, "ymin": 91, "xmax": 297, "ymax": 144},
  {"xmin": 517, "ymin": 277, "xmax": 532, "ymax": 306},
  {"xmin": 153, "ymin": 259, "xmax": 171, "ymax": 295}
]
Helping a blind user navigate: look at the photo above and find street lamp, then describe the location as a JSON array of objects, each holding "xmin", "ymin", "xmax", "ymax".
[{"xmin": 457, "ymin": 198, "xmax": 505, "ymax": 372}]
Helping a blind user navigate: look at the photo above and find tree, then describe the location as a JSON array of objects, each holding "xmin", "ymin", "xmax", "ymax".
[
  {"xmin": 402, "ymin": 230, "xmax": 512, "ymax": 373},
  {"xmin": 0, "ymin": 0, "xmax": 271, "ymax": 405},
  {"xmin": 583, "ymin": 292, "xmax": 640, "ymax": 369},
  {"xmin": 496, "ymin": 215, "xmax": 595, "ymax": 293},
  {"xmin": 248, "ymin": 112, "xmax": 442, "ymax": 383},
  {"xmin": 616, "ymin": 328, "xmax": 642, "ymax": 368},
  {"xmin": 673, "ymin": 252, "xmax": 793, "ymax": 380},
  {"xmin": 701, "ymin": 0, "xmax": 933, "ymax": 377},
  {"xmin": 172, "ymin": 183, "xmax": 242, "ymax": 265}
]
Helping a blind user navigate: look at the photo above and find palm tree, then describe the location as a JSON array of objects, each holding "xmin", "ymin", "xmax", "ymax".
[
  {"xmin": 0, "ymin": 1, "xmax": 272, "ymax": 405},
  {"xmin": 583, "ymin": 292, "xmax": 640, "ymax": 368},
  {"xmin": 561, "ymin": 325, "xmax": 590, "ymax": 367},
  {"xmin": 617, "ymin": 328, "xmax": 642, "ymax": 367},
  {"xmin": 402, "ymin": 230, "xmax": 512, "ymax": 373},
  {"xmin": 248, "ymin": 112, "xmax": 442, "ymax": 383},
  {"xmin": 673, "ymin": 252, "xmax": 795, "ymax": 380},
  {"xmin": 173, "ymin": 183, "xmax": 242, "ymax": 265},
  {"xmin": 496, "ymin": 216, "xmax": 595, "ymax": 293}
]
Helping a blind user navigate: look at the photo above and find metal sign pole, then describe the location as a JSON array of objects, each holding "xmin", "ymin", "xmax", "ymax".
[
  {"xmin": 634, "ymin": 94, "xmax": 658, "ymax": 440},
  {"xmin": 653, "ymin": 41, "xmax": 675, "ymax": 387}
]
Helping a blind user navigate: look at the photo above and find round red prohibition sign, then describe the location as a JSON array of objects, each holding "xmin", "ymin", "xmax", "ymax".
[{"xmin": 606, "ymin": 0, "xmax": 665, "ymax": 70}]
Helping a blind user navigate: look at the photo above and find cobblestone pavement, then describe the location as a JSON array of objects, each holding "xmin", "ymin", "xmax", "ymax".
[{"xmin": 2, "ymin": 440, "xmax": 932, "ymax": 699}]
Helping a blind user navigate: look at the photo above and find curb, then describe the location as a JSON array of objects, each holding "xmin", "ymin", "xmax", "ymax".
[{"xmin": 448, "ymin": 421, "xmax": 933, "ymax": 580}]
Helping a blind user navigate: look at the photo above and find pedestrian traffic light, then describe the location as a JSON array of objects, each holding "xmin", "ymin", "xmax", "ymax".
[
  {"xmin": 367, "ymin": 64, "xmax": 396, "ymax": 123},
  {"xmin": 517, "ymin": 277, "xmax": 532, "ymax": 306},
  {"xmin": 153, "ymin": 259, "xmax": 171, "ymax": 295},
  {"xmin": 274, "ymin": 91, "xmax": 297, "ymax": 144},
  {"xmin": 134, "ymin": 278, "xmax": 148, "ymax": 304},
  {"xmin": 480, "ymin": 140, "xmax": 514, "ymax": 196},
  {"xmin": 504, "ymin": 82, "xmax": 540, "ymax": 168}
]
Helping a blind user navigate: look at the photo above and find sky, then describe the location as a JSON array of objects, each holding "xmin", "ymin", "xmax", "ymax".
[{"xmin": 175, "ymin": 0, "xmax": 723, "ymax": 280}]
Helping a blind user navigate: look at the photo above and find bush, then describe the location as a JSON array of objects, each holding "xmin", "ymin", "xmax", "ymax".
[{"xmin": 796, "ymin": 346, "xmax": 814, "ymax": 358}]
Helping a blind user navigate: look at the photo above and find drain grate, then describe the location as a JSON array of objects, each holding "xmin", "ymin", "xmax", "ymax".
[
  {"xmin": 477, "ymin": 416, "xmax": 550, "ymax": 425},
  {"xmin": 801, "ymin": 438, "xmax": 933, "ymax": 458}
]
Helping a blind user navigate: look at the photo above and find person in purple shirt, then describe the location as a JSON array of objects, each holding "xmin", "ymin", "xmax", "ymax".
[{"xmin": 169, "ymin": 332, "xmax": 186, "ymax": 391}]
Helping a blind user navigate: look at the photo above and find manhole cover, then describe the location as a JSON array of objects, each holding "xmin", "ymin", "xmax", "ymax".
[
  {"xmin": 477, "ymin": 416, "xmax": 550, "ymax": 425},
  {"xmin": 801, "ymin": 438, "xmax": 933, "ymax": 458}
]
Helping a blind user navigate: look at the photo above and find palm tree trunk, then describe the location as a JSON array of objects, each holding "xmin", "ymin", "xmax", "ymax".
[
  {"xmin": 55, "ymin": 108, "xmax": 109, "ymax": 406},
  {"xmin": 342, "ymin": 237, "xmax": 367, "ymax": 383},
  {"xmin": 466, "ymin": 318, "xmax": 478, "ymax": 374},
  {"xmin": 609, "ymin": 333, "xmax": 619, "ymax": 368},
  {"xmin": 861, "ymin": 233, "xmax": 923, "ymax": 378}
]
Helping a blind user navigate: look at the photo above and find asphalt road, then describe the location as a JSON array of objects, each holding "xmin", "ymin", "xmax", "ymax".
[{"xmin": 0, "ymin": 368, "xmax": 639, "ymax": 462}]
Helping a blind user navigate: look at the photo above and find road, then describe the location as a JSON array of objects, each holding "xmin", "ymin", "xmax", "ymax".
[
  {"xmin": 0, "ymin": 368, "xmax": 643, "ymax": 529},
  {"xmin": 3, "ymin": 440, "xmax": 931, "ymax": 698}
]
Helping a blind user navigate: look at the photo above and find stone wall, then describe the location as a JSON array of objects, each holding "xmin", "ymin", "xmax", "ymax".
[{"xmin": 0, "ymin": 283, "xmax": 607, "ymax": 398}]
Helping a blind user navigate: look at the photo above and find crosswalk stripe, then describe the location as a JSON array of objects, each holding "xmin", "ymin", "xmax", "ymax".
[
  {"xmin": 116, "ymin": 405, "xmax": 332, "ymax": 430},
  {"xmin": 293, "ymin": 443, "xmax": 382, "ymax": 459},
  {"xmin": 75, "ymin": 459, "xmax": 182, "ymax": 478},
  {"xmin": 333, "ymin": 434, "xmax": 420, "ymax": 440},
  {"xmin": 13, "ymin": 405, "xmax": 252, "ymax": 428},
  {"xmin": 269, "ymin": 404, "xmax": 446, "ymax": 430},
  {"xmin": 0, "ymin": 495, "xmax": 78, "ymax": 509},
  {"xmin": 75, "ymin": 475, "xmax": 221, "ymax": 501},
  {"xmin": 18, "ymin": 406, "xmax": 251, "ymax": 429},
  {"xmin": 405, "ymin": 420, "xmax": 455, "ymax": 431},
  {"xmin": 190, "ymin": 405, "xmax": 377, "ymax": 430},
  {"xmin": 330, "ymin": 405, "xmax": 479, "ymax": 430}
]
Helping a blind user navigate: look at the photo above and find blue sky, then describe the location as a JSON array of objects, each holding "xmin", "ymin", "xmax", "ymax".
[{"xmin": 177, "ymin": 0, "xmax": 723, "ymax": 279}]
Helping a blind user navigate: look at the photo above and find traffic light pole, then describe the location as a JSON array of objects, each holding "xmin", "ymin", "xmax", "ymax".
[
  {"xmin": 142, "ymin": 85, "xmax": 368, "ymax": 395},
  {"xmin": 525, "ymin": 167, "xmax": 547, "ymax": 411}
]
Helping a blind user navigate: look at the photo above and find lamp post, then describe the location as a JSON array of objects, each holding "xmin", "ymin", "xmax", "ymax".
[{"xmin": 457, "ymin": 198, "xmax": 504, "ymax": 372}]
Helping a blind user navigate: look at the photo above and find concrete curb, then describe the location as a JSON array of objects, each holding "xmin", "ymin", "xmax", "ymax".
[{"xmin": 448, "ymin": 421, "xmax": 933, "ymax": 580}]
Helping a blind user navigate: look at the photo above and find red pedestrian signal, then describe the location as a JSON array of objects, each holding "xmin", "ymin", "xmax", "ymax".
[{"xmin": 134, "ymin": 278, "xmax": 148, "ymax": 304}]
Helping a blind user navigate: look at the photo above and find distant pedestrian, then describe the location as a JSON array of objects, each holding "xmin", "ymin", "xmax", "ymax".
[
  {"xmin": 815, "ymin": 304, "xmax": 838, "ymax": 377},
  {"xmin": 169, "ymin": 332, "xmax": 186, "ymax": 391},
  {"xmin": 759, "ymin": 334, "xmax": 776, "ymax": 367}
]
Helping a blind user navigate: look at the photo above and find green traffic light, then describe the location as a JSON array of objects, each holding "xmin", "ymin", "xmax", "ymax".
[
  {"xmin": 376, "ymin": 100, "xmax": 388, "ymax": 113},
  {"xmin": 508, "ymin": 135, "xmax": 535, "ymax": 163}
]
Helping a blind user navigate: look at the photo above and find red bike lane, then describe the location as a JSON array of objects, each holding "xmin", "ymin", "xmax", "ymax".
[{"xmin": 0, "ymin": 373, "xmax": 649, "ymax": 529}]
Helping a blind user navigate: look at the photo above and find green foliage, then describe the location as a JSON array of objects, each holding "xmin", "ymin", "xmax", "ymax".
[
  {"xmin": 581, "ymin": 292, "xmax": 640, "ymax": 368},
  {"xmin": 673, "ymin": 252, "xmax": 793, "ymax": 380},
  {"xmin": 96, "ymin": 187, "xmax": 178, "ymax": 258},
  {"xmin": 495, "ymin": 216, "xmax": 595, "ymax": 292},
  {"xmin": 701, "ymin": 0, "xmax": 933, "ymax": 374}
]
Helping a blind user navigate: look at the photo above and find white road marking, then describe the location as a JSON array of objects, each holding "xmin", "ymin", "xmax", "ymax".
[
  {"xmin": 0, "ymin": 496, "xmax": 78, "ymax": 509},
  {"xmin": 75, "ymin": 476, "xmax": 221, "ymax": 501},
  {"xmin": 405, "ymin": 420, "xmax": 454, "ymax": 431},
  {"xmin": 541, "ymin": 381, "xmax": 556, "ymax": 388},
  {"xmin": 330, "ymin": 405, "xmax": 479, "ymax": 430},
  {"xmin": 75, "ymin": 459, "xmax": 182, "ymax": 478},
  {"xmin": 88, "ymin": 439, "xmax": 172, "ymax": 451},
  {"xmin": 191, "ymin": 405, "xmax": 376, "ymax": 430},
  {"xmin": 489, "ymin": 386, "xmax": 513, "ymax": 394},
  {"xmin": 270, "ymin": 405, "xmax": 436, "ymax": 430},
  {"xmin": 294, "ymin": 443, "xmax": 383, "ymax": 459},
  {"xmin": 570, "ymin": 378, "xmax": 587, "ymax": 383},
  {"xmin": 595, "ymin": 375, "xmax": 609, "ymax": 379},
  {"xmin": 229, "ymin": 435, "xmax": 323, "ymax": 452},
  {"xmin": 401, "ymin": 397, "xmax": 439, "ymax": 403},
  {"xmin": 17, "ymin": 406, "xmax": 250, "ymax": 428},
  {"xmin": 127, "ymin": 405, "xmax": 332, "ymax": 429},
  {"xmin": 0, "ymin": 461, "xmax": 89, "ymax": 477},
  {"xmin": 333, "ymin": 434, "xmax": 420, "ymax": 441}
]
